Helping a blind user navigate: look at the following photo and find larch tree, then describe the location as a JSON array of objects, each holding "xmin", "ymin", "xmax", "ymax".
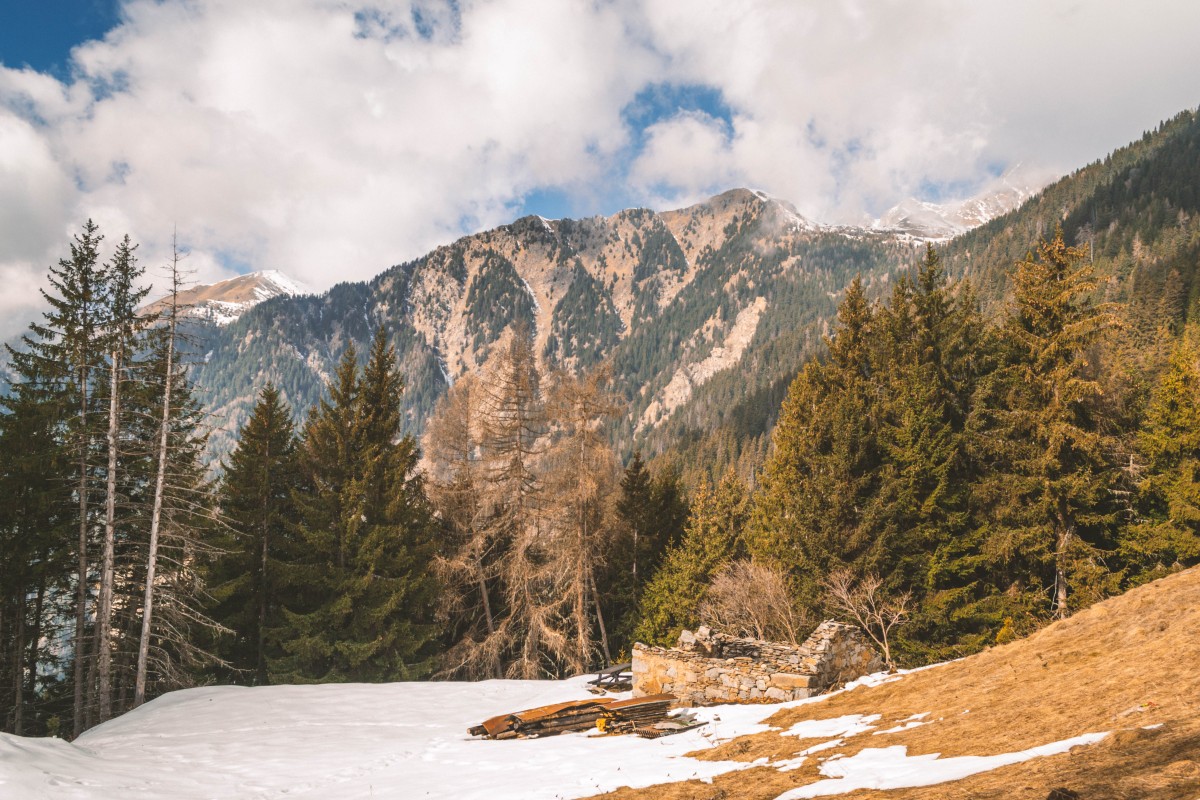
[
  {"xmin": 543, "ymin": 365, "xmax": 621, "ymax": 671},
  {"xmin": 426, "ymin": 374, "xmax": 502, "ymax": 678},
  {"xmin": 476, "ymin": 323, "xmax": 569, "ymax": 678}
]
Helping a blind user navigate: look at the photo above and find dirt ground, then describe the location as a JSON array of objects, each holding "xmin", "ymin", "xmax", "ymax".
[{"xmin": 592, "ymin": 566, "xmax": 1200, "ymax": 800}]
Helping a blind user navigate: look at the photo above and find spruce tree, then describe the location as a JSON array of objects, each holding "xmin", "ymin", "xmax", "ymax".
[
  {"xmin": 863, "ymin": 247, "xmax": 985, "ymax": 657},
  {"xmin": 968, "ymin": 227, "xmax": 1120, "ymax": 621},
  {"xmin": 0, "ymin": 368, "xmax": 73, "ymax": 735},
  {"xmin": 95, "ymin": 234, "xmax": 149, "ymax": 722},
  {"xmin": 1126, "ymin": 337, "xmax": 1200, "ymax": 580},
  {"xmin": 277, "ymin": 329, "xmax": 440, "ymax": 682},
  {"xmin": 209, "ymin": 385, "xmax": 303, "ymax": 684},
  {"xmin": 748, "ymin": 276, "xmax": 879, "ymax": 603},
  {"xmin": 633, "ymin": 471, "xmax": 748, "ymax": 647},
  {"xmin": 604, "ymin": 453, "xmax": 688, "ymax": 655},
  {"xmin": 130, "ymin": 304, "xmax": 220, "ymax": 704},
  {"xmin": 8, "ymin": 220, "xmax": 108, "ymax": 735}
]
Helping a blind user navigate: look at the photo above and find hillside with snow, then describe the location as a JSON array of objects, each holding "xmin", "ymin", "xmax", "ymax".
[{"xmin": 4, "ymin": 566, "xmax": 1197, "ymax": 799}]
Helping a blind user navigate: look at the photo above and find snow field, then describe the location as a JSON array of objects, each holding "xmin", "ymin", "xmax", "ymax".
[{"xmin": 0, "ymin": 670, "xmax": 1109, "ymax": 799}]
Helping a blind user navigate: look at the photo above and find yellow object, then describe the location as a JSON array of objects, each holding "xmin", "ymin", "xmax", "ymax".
[{"xmin": 596, "ymin": 717, "xmax": 607, "ymax": 733}]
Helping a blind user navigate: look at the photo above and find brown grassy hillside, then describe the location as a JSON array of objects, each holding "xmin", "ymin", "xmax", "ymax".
[{"xmin": 596, "ymin": 566, "xmax": 1200, "ymax": 800}]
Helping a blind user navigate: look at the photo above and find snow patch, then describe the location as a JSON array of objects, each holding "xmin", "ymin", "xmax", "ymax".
[
  {"xmin": 518, "ymin": 273, "xmax": 542, "ymax": 314},
  {"xmin": 874, "ymin": 713, "xmax": 931, "ymax": 735},
  {"xmin": 783, "ymin": 714, "xmax": 880, "ymax": 740},
  {"xmin": 772, "ymin": 733, "xmax": 1110, "ymax": 799}
]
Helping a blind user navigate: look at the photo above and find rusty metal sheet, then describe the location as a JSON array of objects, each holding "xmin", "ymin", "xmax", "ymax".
[{"xmin": 476, "ymin": 698, "xmax": 614, "ymax": 738}]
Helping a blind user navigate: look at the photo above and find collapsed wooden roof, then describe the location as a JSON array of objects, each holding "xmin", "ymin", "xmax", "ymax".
[{"xmin": 469, "ymin": 693, "xmax": 679, "ymax": 740}]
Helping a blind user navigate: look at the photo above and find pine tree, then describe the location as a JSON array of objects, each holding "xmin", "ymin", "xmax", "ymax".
[
  {"xmin": 208, "ymin": 385, "xmax": 303, "ymax": 684},
  {"xmin": 633, "ymin": 471, "xmax": 748, "ymax": 647}
]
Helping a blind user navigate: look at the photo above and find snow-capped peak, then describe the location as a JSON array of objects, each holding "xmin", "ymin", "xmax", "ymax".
[
  {"xmin": 874, "ymin": 165, "xmax": 1053, "ymax": 240},
  {"xmin": 141, "ymin": 270, "xmax": 312, "ymax": 326}
]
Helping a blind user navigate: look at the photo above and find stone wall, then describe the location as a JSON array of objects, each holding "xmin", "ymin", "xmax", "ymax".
[{"xmin": 631, "ymin": 621, "xmax": 883, "ymax": 706}]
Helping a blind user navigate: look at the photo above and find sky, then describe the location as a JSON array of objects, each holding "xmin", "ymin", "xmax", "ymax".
[{"xmin": 2, "ymin": 0, "xmax": 1200, "ymax": 337}]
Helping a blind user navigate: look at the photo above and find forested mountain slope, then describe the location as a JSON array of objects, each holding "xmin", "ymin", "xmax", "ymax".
[
  {"xmin": 661, "ymin": 108, "xmax": 1200, "ymax": 484},
  {"xmin": 193, "ymin": 191, "xmax": 922, "ymax": 463}
]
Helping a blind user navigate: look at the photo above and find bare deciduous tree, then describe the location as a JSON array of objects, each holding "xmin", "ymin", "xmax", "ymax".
[
  {"xmin": 821, "ymin": 568, "xmax": 910, "ymax": 670},
  {"xmin": 544, "ymin": 365, "xmax": 621, "ymax": 672},
  {"xmin": 699, "ymin": 560, "xmax": 809, "ymax": 644},
  {"xmin": 426, "ymin": 374, "xmax": 503, "ymax": 679}
]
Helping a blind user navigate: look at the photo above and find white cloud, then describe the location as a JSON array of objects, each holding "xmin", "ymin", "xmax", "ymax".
[
  {"xmin": 2, "ymin": 0, "xmax": 1199, "ymax": 336},
  {"xmin": 631, "ymin": 0, "xmax": 1200, "ymax": 218}
]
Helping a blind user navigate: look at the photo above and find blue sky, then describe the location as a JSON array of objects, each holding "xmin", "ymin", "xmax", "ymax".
[
  {"xmin": 0, "ymin": 1, "xmax": 120, "ymax": 76},
  {"xmin": 2, "ymin": 0, "xmax": 1199, "ymax": 332}
]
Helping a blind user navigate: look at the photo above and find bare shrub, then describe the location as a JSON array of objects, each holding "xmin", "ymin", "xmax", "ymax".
[
  {"xmin": 699, "ymin": 560, "xmax": 809, "ymax": 644},
  {"xmin": 821, "ymin": 569, "xmax": 911, "ymax": 670}
]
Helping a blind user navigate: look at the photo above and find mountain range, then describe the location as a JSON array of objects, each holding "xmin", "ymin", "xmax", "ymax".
[
  {"xmin": 11, "ymin": 109, "xmax": 1200, "ymax": 478},
  {"xmin": 180, "ymin": 171, "xmax": 1048, "ymax": 465}
]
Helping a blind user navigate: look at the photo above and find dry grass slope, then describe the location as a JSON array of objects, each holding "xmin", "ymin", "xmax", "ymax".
[{"xmin": 594, "ymin": 566, "xmax": 1200, "ymax": 800}]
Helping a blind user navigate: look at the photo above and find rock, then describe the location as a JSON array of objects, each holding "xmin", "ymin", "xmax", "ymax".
[{"xmin": 770, "ymin": 673, "xmax": 813, "ymax": 690}]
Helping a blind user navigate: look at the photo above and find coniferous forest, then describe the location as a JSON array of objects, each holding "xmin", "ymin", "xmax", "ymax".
[{"xmin": 5, "ymin": 115, "xmax": 1200, "ymax": 740}]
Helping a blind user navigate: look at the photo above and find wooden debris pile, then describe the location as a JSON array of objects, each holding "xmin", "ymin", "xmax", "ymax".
[{"xmin": 469, "ymin": 693, "xmax": 698, "ymax": 740}]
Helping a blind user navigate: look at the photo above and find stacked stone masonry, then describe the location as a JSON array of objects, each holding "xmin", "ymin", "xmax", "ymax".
[{"xmin": 631, "ymin": 621, "xmax": 884, "ymax": 706}]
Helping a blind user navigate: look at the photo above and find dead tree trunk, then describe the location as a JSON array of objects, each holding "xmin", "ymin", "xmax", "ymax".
[
  {"xmin": 134, "ymin": 244, "xmax": 180, "ymax": 707},
  {"xmin": 96, "ymin": 349, "xmax": 121, "ymax": 722},
  {"xmin": 73, "ymin": 366, "xmax": 89, "ymax": 738}
]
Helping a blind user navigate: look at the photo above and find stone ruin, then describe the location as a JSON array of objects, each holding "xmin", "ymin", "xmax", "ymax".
[{"xmin": 631, "ymin": 621, "xmax": 884, "ymax": 706}]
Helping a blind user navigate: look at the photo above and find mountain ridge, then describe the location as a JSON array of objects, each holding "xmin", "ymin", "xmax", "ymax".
[{"xmin": 189, "ymin": 186, "xmax": 925, "ymax": 462}]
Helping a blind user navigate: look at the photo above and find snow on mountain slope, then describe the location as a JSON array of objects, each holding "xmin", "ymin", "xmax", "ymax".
[
  {"xmin": 141, "ymin": 269, "xmax": 312, "ymax": 326},
  {"xmin": 876, "ymin": 165, "xmax": 1052, "ymax": 240}
]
